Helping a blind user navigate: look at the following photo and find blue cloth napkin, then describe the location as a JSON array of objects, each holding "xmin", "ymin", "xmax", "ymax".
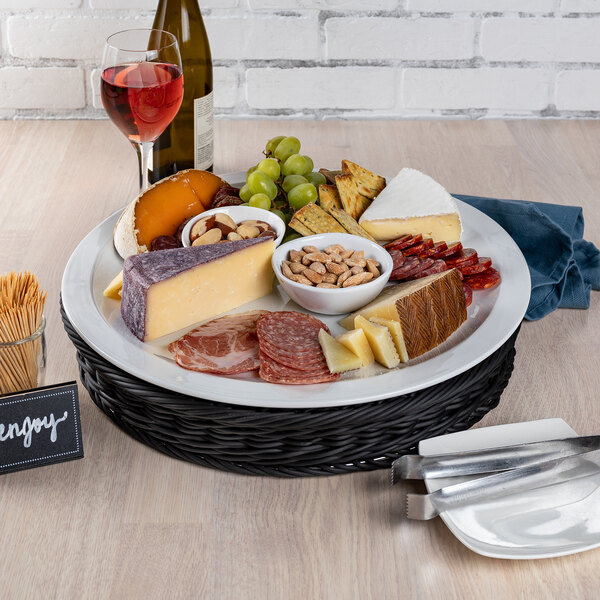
[{"xmin": 454, "ymin": 194, "xmax": 600, "ymax": 321}]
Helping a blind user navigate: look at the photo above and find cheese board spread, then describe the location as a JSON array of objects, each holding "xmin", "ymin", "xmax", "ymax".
[{"xmin": 61, "ymin": 164, "xmax": 530, "ymax": 408}]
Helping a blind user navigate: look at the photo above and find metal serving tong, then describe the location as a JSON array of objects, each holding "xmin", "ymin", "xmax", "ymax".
[
  {"xmin": 390, "ymin": 436, "xmax": 600, "ymax": 520},
  {"xmin": 392, "ymin": 436, "xmax": 600, "ymax": 483}
]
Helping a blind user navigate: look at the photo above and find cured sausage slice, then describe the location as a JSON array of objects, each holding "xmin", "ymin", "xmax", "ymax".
[
  {"xmin": 258, "ymin": 351, "xmax": 339, "ymax": 385},
  {"xmin": 168, "ymin": 310, "xmax": 269, "ymax": 374},
  {"xmin": 390, "ymin": 256, "xmax": 420, "ymax": 280},
  {"xmin": 257, "ymin": 311, "xmax": 329, "ymax": 353},
  {"xmin": 434, "ymin": 241, "xmax": 463, "ymax": 259},
  {"xmin": 396, "ymin": 257, "xmax": 435, "ymax": 280},
  {"xmin": 463, "ymin": 284, "xmax": 473, "ymax": 307},
  {"xmin": 418, "ymin": 241, "xmax": 448, "ymax": 258},
  {"xmin": 388, "ymin": 248, "xmax": 405, "ymax": 270},
  {"xmin": 256, "ymin": 311, "xmax": 339, "ymax": 384},
  {"xmin": 402, "ymin": 238, "xmax": 434, "ymax": 256},
  {"xmin": 463, "ymin": 267, "xmax": 502, "ymax": 290},
  {"xmin": 406, "ymin": 259, "xmax": 448, "ymax": 280},
  {"xmin": 459, "ymin": 256, "xmax": 492, "ymax": 276},
  {"xmin": 445, "ymin": 248, "xmax": 478, "ymax": 268},
  {"xmin": 384, "ymin": 234, "xmax": 422, "ymax": 251}
]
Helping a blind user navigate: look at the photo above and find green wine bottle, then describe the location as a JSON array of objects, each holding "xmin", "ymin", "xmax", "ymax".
[{"xmin": 151, "ymin": 0, "xmax": 213, "ymax": 182}]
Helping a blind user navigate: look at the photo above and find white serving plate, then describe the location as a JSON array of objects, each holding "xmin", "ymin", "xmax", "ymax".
[
  {"xmin": 420, "ymin": 419, "xmax": 600, "ymax": 559},
  {"xmin": 61, "ymin": 172, "xmax": 531, "ymax": 409}
]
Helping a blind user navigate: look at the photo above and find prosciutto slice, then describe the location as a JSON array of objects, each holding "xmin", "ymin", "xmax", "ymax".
[{"xmin": 168, "ymin": 310, "xmax": 269, "ymax": 375}]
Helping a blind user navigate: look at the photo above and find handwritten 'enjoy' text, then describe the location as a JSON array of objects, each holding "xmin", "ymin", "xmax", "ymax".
[{"xmin": 0, "ymin": 411, "xmax": 69, "ymax": 448}]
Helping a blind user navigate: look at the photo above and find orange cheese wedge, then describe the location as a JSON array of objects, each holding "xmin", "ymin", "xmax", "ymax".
[{"xmin": 113, "ymin": 169, "xmax": 228, "ymax": 258}]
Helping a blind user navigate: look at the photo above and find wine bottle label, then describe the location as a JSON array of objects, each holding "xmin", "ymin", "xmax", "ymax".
[{"xmin": 194, "ymin": 92, "xmax": 214, "ymax": 170}]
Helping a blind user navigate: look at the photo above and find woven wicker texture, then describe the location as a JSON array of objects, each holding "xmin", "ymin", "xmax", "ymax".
[{"xmin": 61, "ymin": 301, "xmax": 519, "ymax": 477}]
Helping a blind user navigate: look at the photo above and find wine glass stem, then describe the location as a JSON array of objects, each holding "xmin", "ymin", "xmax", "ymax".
[{"xmin": 133, "ymin": 141, "xmax": 153, "ymax": 191}]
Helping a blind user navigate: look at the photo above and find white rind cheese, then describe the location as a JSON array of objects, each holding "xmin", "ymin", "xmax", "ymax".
[{"xmin": 358, "ymin": 168, "xmax": 462, "ymax": 242}]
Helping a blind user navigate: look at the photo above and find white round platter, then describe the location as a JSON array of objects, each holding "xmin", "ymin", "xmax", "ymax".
[{"xmin": 61, "ymin": 172, "xmax": 531, "ymax": 409}]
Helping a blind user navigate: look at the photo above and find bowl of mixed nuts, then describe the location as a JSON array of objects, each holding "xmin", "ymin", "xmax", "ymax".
[
  {"xmin": 272, "ymin": 233, "xmax": 393, "ymax": 315},
  {"xmin": 181, "ymin": 206, "xmax": 286, "ymax": 249}
]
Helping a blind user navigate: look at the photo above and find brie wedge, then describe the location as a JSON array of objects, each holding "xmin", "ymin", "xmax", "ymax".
[{"xmin": 358, "ymin": 168, "xmax": 462, "ymax": 243}]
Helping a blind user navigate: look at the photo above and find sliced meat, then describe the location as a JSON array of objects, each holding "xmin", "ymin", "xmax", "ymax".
[
  {"xmin": 418, "ymin": 241, "xmax": 448, "ymax": 258},
  {"xmin": 458, "ymin": 256, "xmax": 492, "ymax": 276},
  {"xmin": 402, "ymin": 238, "xmax": 434, "ymax": 256},
  {"xmin": 256, "ymin": 311, "xmax": 339, "ymax": 384},
  {"xmin": 258, "ymin": 351, "xmax": 339, "ymax": 385},
  {"xmin": 406, "ymin": 259, "xmax": 448, "ymax": 280},
  {"xmin": 463, "ymin": 267, "xmax": 502, "ymax": 290},
  {"xmin": 168, "ymin": 310, "xmax": 268, "ymax": 374},
  {"xmin": 434, "ymin": 241, "xmax": 463, "ymax": 259},
  {"xmin": 445, "ymin": 248, "xmax": 478, "ymax": 268},
  {"xmin": 384, "ymin": 234, "xmax": 418, "ymax": 251},
  {"xmin": 390, "ymin": 256, "xmax": 420, "ymax": 280},
  {"xmin": 463, "ymin": 284, "xmax": 473, "ymax": 307}
]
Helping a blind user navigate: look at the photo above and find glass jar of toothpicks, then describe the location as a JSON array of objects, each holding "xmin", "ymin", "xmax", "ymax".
[{"xmin": 0, "ymin": 272, "xmax": 47, "ymax": 395}]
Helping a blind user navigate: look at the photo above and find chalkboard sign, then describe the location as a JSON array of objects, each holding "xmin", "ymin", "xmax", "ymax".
[{"xmin": 0, "ymin": 381, "xmax": 84, "ymax": 475}]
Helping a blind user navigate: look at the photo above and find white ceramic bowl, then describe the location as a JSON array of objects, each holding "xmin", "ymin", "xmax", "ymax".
[
  {"xmin": 181, "ymin": 206, "xmax": 286, "ymax": 248},
  {"xmin": 272, "ymin": 233, "xmax": 393, "ymax": 315}
]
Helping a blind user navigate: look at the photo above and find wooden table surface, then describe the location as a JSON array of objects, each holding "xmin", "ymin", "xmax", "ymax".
[{"xmin": 1, "ymin": 120, "xmax": 599, "ymax": 599}]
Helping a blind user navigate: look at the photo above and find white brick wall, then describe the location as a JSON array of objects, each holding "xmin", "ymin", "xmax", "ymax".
[{"xmin": 1, "ymin": 3, "xmax": 600, "ymax": 119}]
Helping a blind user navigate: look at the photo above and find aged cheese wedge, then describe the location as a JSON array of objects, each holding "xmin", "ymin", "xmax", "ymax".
[
  {"xmin": 318, "ymin": 329, "xmax": 363, "ymax": 374},
  {"xmin": 103, "ymin": 270, "xmax": 123, "ymax": 300},
  {"xmin": 340, "ymin": 270, "xmax": 466, "ymax": 360},
  {"xmin": 353, "ymin": 315, "xmax": 400, "ymax": 369},
  {"xmin": 370, "ymin": 317, "xmax": 409, "ymax": 363},
  {"xmin": 336, "ymin": 328, "xmax": 375, "ymax": 367},
  {"xmin": 121, "ymin": 238, "xmax": 274, "ymax": 341},
  {"xmin": 114, "ymin": 169, "xmax": 227, "ymax": 258},
  {"xmin": 358, "ymin": 168, "xmax": 462, "ymax": 243}
]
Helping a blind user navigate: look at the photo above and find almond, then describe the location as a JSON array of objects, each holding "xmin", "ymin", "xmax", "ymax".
[
  {"xmin": 290, "ymin": 262, "xmax": 307, "ymax": 274},
  {"xmin": 342, "ymin": 272, "xmax": 374, "ymax": 287},
  {"xmin": 289, "ymin": 250, "xmax": 305, "ymax": 263},
  {"xmin": 304, "ymin": 269, "xmax": 323, "ymax": 285}
]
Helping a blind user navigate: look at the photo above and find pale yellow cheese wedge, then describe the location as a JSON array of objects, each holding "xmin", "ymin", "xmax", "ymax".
[
  {"xmin": 354, "ymin": 315, "xmax": 400, "ymax": 369},
  {"xmin": 103, "ymin": 270, "xmax": 123, "ymax": 300},
  {"xmin": 318, "ymin": 329, "xmax": 363, "ymax": 374},
  {"xmin": 370, "ymin": 317, "xmax": 409, "ymax": 363},
  {"xmin": 336, "ymin": 328, "xmax": 374, "ymax": 367}
]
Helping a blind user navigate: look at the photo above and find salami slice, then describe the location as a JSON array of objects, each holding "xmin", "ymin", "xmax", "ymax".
[
  {"xmin": 463, "ymin": 267, "xmax": 501, "ymax": 290},
  {"xmin": 388, "ymin": 248, "xmax": 405, "ymax": 270},
  {"xmin": 459, "ymin": 256, "xmax": 492, "ymax": 276},
  {"xmin": 258, "ymin": 351, "xmax": 339, "ymax": 385},
  {"xmin": 406, "ymin": 259, "xmax": 448, "ymax": 280},
  {"xmin": 434, "ymin": 241, "xmax": 463, "ymax": 259},
  {"xmin": 259, "ymin": 338, "xmax": 328, "ymax": 371},
  {"xmin": 418, "ymin": 241, "xmax": 448, "ymax": 258},
  {"xmin": 392, "ymin": 257, "xmax": 435, "ymax": 282},
  {"xmin": 402, "ymin": 238, "xmax": 434, "ymax": 256},
  {"xmin": 445, "ymin": 248, "xmax": 478, "ymax": 268},
  {"xmin": 390, "ymin": 256, "xmax": 420, "ymax": 280},
  {"xmin": 257, "ymin": 311, "xmax": 329, "ymax": 354},
  {"xmin": 168, "ymin": 310, "xmax": 269, "ymax": 374},
  {"xmin": 463, "ymin": 284, "xmax": 473, "ymax": 307},
  {"xmin": 384, "ymin": 234, "xmax": 423, "ymax": 251}
]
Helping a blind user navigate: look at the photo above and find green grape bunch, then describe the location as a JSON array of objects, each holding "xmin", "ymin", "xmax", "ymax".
[{"xmin": 239, "ymin": 136, "xmax": 327, "ymax": 242}]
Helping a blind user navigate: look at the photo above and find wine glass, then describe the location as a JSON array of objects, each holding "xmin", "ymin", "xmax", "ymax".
[{"xmin": 101, "ymin": 29, "xmax": 183, "ymax": 191}]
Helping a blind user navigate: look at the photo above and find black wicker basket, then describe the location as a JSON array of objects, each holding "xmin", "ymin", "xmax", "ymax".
[{"xmin": 61, "ymin": 301, "xmax": 519, "ymax": 477}]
